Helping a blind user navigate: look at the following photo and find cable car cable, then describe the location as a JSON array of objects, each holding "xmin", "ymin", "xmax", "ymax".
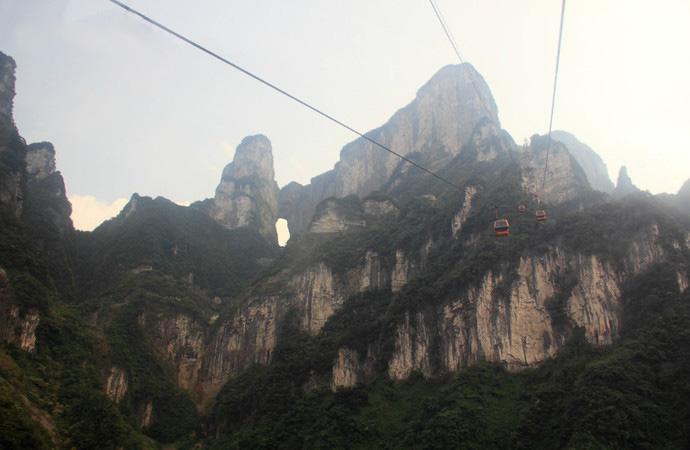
[
  {"xmin": 106, "ymin": 0, "xmax": 464, "ymax": 193},
  {"xmin": 428, "ymin": 0, "xmax": 498, "ymax": 128},
  {"xmin": 541, "ymin": 0, "xmax": 567, "ymax": 193}
]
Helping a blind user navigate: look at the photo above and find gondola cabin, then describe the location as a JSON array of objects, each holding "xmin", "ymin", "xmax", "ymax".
[
  {"xmin": 493, "ymin": 218, "xmax": 510, "ymax": 236},
  {"xmin": 536, "ymin": 210, "xmax": 548, "ymax": 222}
]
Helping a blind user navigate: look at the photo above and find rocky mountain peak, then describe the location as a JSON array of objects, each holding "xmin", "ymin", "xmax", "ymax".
[
  {"xmin": 613, "ymin": 166, "xmax": 641, "ymax": 198},
  {"xmin": 279, "ymin": 63, "xmax": 500, "ymax": 237},
  {"xmin": 0, "ymin": 52, "xmax": 16, "ymax": 131},
  {"xmin": 25, "ymin": 142, "xmax": 56, "ymax": 181},
  {"xmin": 520, "ymin": 134, "xmax": 591, "ymax": 204},
  {"xmin": 551, "ymin": 130, "xmax": 614, "ymax": 193},
  {"xmin": 415, "ymin": 63, "xmax": 499, "ymax": 126},
  {"xmin": 206, "ymin": 135, "xmax": 279, "ymax": 244},
  {"xmin": 222, "ymin": 134, "xmax": 275, "ymax": 181}
]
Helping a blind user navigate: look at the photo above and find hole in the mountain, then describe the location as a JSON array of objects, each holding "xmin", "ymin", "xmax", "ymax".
[{"xmin": 276, "ymin": 218, "xmax": 290, "ymax": 247}]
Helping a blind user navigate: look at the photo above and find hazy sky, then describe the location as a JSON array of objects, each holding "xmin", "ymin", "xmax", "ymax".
[{"xmin": 1, "ymin": 0, "xmax": 689, "ymax": 230}]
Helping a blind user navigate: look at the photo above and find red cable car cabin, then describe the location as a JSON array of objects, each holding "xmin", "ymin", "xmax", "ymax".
[
  {"xmin": 494, "ymin": 218, "xmax": 510, "ymax": 236},
  {"xmin": 536, "ymin": 210, "xmax": 548, "ymax": 222}
]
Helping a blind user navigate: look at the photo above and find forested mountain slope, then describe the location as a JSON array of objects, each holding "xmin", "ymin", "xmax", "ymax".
[{"xmin": 1, "ymin": 50, "xmax": 689, "ymax": 449}]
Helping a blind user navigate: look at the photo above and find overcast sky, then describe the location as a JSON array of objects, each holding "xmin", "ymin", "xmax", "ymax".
[{"xmin": 1, "ymin": 0, "xmax": 689, "ymax": 231}]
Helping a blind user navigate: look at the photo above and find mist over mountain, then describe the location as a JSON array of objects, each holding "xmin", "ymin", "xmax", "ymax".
[
  {"xmin": 2, "ymin": 50, "xmax": 690, "ymax": 449},
  {"xmin": 613, "ymin": 165, "xmax": 643, "ymax": 199},
  {"xmin": 551, "ymin": 130, "xmax": 615, "ymax": 194}
]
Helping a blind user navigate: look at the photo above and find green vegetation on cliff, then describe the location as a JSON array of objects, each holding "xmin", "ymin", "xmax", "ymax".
[{"xmin": 207, "ymin": 263, "xmax": 690, "ymax": 449}]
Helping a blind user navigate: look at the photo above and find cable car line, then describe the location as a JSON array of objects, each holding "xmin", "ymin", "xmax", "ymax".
[
  {"xmin": 541, "ymin": 0, "xmax": 567, "ymax": 193},
  {"xmin": 106, "ymin": 0, "xmax": 464, "ymax": 193},
  {"xmin": 428, "ymin": 0, "xmax": 497, "ymax": 127},
  {"xmin": 429, "ymin": 0, "xmax": 566, "ymax": 232}
]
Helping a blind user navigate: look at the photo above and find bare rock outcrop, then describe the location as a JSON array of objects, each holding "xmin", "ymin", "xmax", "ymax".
[
  {"xmin": 153, "ymin": 314, "xmax": 206, "ymax": 392},
  {"xmin": 388, "ymin": 227, "xmax": 665, "ymax": 379},
  {"xmin": 0, "ymin": 268, "xmax": 40, "ymax": 352},
  {"xmin": 552, "ymin": 130, "xmax": 614, "ymax": 193},
  {"xmin": 204, "ymin": 135, "xmax": 279, "ymax": 244},
  {"xmin": 25, "ymin": 142, "xmax": 56, "ymax": 181},
  {"xmin": 612, "ymin": 166, "xmax": 642, "ymax": 198},
  {"xmin": 521, "ymin": 134, "xmax": 591, "ymax": 204},
  {"xmin": 105, "ymin": 366, "xmax": 128, "ymax": 404},
  {"xmin": 279, "ymin": 63, "xmax": 498, "ymax": 236},
  {"xmin": 309, "ymin": 198, "xmax": 365, "ymax": 234},
  {"xmin": 0, "ymin": 52, "xmax": 16, "ymax": 132},
  {"xmin": 0, "ymin": 52, "xmax": 23, "ymax": 220}
]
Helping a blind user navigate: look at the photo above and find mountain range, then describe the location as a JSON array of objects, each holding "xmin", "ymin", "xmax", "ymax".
[{"xmin": 1, "ymin": 50, "xmax": 690, "ymax": 449}]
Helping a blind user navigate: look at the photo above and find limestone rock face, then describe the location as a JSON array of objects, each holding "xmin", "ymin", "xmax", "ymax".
[
  {"xmin": 0, "ymin": 52, "xmax": 23, "ymax": 220},
  {"xmin": 153, "ymin": 314, "xmax": 205, "ymax": 392},
  {"xmin": 0, "ymin": 268, "xmax": 40, "ymax": 352},
  {"xmin": 388, "ymin": 228, "xmax": 665, "ymax": 378},
  {"xmin": 552, "ymin": 130, "xmax": 614, "ymax": 193},
  {"xmin": 289, "ymin": 263, "xmax": 341, "ymax": 334},
  {"xmin": 138, "ymin": 401, "xmax": 153, "ymax": 428},
  {"xmin": 207, "ymin": 135, "xmax": 279, "ymax": 244},
  {"xmin": 678, "ymin": 271, "xmax": 689, "ymax": 293},
  {"xmin": 362, "ymin": 198, "xmax": 398, "ymax": 218},
  {"xmin": 391, "ymin": 250, "xmax": 411, "ymax": 293},
  {"xmin": 0, "ymin": 52, "xmax": 16, "ymax": 131},
  {"xmin": 331, "ymin": 348, "xmax": 361, "ymax": 389},
  {"xmin": 388, "ymin": 311, "xmax": 433, "ymax": 380},
  {"xmin": 613, "ymin": 166, "xmax": 641, "ymax": 198},
  {"xmin": 279, "ymin": 63, "xmax": 498, "ymax": 236},
  {"xmin": 309, "ymin": 198, "xmax": 365, "ymax": 233},
  {"xmin": 25, "ymin": 143, "xmax": 57, "ymax": 181},
  {"xmin": 521, "ymin": 134, "xmax": 591, "ymax": 204},
  {"xmin": 201, "ymin": 298, "xmax": 280, "ymax": 402},
  {"xmin": 105, "ymin": 366, "xmax": 128, "ymax": 404},
  {"xmin": 23, "ymin": 142, "xmax": 73, "ymax": 236},
  {"xmin": 452, "ymin": 186, "xmax": 477, "ymax": 237}
]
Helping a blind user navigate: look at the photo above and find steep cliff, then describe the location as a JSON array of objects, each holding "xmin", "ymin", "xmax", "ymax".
[
  {"xmin": 279, "ymin": 63, "xmax": 499, "ymax": 236},
  {"xmin": 0, "ymin": 52, "xmax": 23, "ymax": 221},
  {"xmin": 520, "ymin": 134, "xmax": 592, "ymax": 204},
  {"xmin": 198, "ymin": 135, "xmax": 280, "ymax": 244},
  {"xmin": 613, "ymin": 166, "xmax": 642, "ymax": 198},
  {"xmin": 551, "ymin": 130, "xmax": 614, "ymax": 193},
  {"xmin": 3, "ymin": 49, "xmax": 690, "ymax": 450}
]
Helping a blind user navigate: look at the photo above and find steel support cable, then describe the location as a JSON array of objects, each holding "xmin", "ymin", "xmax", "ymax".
[
  {"xmin": 107, "ymin": 0, "xmax": 464, "ymax": 192},
  {"xmin": 541, "ymin": 0, "xmax": 567, "ymax": 193},
  {"xmin": 428, "ymin": 0, "xmax": 497, "ymax": 124}
]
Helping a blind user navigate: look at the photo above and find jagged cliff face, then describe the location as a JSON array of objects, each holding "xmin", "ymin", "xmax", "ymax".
[
  {"xmin": 0, "ymin": 268, "xmax": 40, "ymax": 352},
  {"xmin": 521, "ymin": 134, "xmax": 591, "ymax": 204},
  {"xmin": 206, "ymin": 135, "xmax": 279, "ymax": 244},
  {"xmin": 105, "ymin": 366, "xmax": 128, "ymax": 404},
  {"xmin": 551, "ymin": 130, "xmax": 614, "ymax": 193},
  {"xmin": 334, "ymin": 226, "xmax": 668, "ymax": 386},
  {"xmin": 0, "ymin": 52, "xmax": 23, "ymax": 220},
  {"xmin": 197, "ymin": 197, "xmax": 665, "ymax": 392},
  {"xmin": 613, "ymin": 166, "xmax": 641, "ymax": 198},
  {"xmin": 334, "ymin": 64, "xmax": 498, "ymax": 196},
  {"xmin": 0, "ymin": 53, "xmax": 15, "ymax": 128},
  {"xmin": 23, "ymin": 142, "xmax": 73, "ymax": 236},
  {"xmin": 279, "ymin": 63, "xmax": 498, "ymax": 236},
  {"xmin": 152, "ymin": 314, "xmax": 206, "ymax": 391},
  {"xmin": 5, "ymin": 48, "xmax": 690, "ymax": 448}
]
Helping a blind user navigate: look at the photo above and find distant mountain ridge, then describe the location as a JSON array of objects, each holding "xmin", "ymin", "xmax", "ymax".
[
  {"xmin": 551, "ymin": 130, "xmax": 614, "ymax": 193},
  {"xmin": 2, "ymin": 49, "xmax": 690, "ymax": 449}
]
